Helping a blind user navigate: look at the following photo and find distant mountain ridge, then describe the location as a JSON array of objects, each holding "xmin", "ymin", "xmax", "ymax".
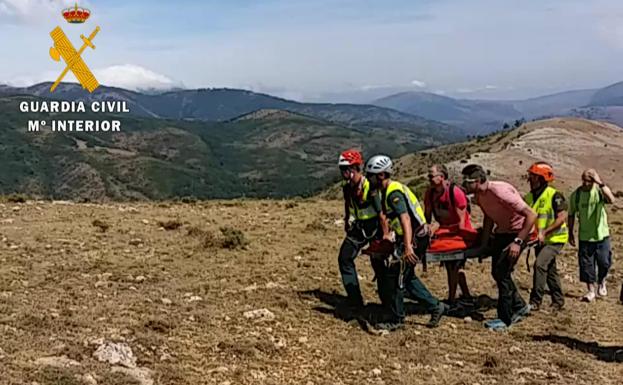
[
  {"xmin": 7, "ymin": 79, "xmax": 623, "ymax": 138},
  {"xmin": 372, "ymin": 81, "xmax": 623, "ymax": 133}
]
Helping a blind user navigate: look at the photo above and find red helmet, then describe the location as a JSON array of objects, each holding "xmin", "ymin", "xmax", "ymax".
[
  {"xmin": 338, "ymin": 149, "xmax": 363, "ymax": 167},
  {"xmin": 528, "ymin": 162, "xmax": 554, "ymax": 182}
]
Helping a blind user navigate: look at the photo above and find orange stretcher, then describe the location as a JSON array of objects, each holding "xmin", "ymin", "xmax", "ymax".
[{"xmin": 425, "ymin": 227, "xmax": 479, "ymax": 263}]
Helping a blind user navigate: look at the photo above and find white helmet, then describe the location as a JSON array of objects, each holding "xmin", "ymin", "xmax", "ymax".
[{"xmin": 365, "ymin": 155, "xmax": 393, "ymax": 174}]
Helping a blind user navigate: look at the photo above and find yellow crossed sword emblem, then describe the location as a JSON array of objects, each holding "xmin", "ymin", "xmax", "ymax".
[{"xmin": 49, "ymin": 26, "xmax": 101, "ymax": 93}]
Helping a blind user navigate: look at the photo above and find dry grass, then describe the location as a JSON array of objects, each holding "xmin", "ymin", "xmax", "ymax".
[{"xmin": 0, "ymin": 200, "xmax": 621, "ymax": 384}]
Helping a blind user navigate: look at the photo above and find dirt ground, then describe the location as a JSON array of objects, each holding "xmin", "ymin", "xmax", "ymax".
[{"xmin": 0, "ymin": 199, "xmax": 622, "ymax": 385}]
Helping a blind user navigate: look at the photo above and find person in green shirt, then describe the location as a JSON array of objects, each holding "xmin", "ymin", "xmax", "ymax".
[{"xmin": 568, "ymin": 169, "xmax": 616, "ymax": 302}]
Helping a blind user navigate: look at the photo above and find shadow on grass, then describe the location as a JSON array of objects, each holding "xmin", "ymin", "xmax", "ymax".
[
  {"xmin": 298, "ymin": 289, "xmax": 498, "ymax": 329},
  {"xmin": 533, "ymin": 334, "xmax": 623, "ymax": 363}
]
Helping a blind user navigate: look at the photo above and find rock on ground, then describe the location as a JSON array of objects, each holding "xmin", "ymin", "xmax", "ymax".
[
  {"xmin": 243, "ymin": 308, "xmax": 275, "ymax": 321},
  {"xmin": 93, "ymin": 342, "xmax": 137, "ymax": 368}
]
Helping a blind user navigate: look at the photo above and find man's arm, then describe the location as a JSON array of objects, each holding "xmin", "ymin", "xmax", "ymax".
[
  {"xmin": 567, "ymin": 215, "xmax": 576, "ymax": 247},
  {"xmin": 543, "ymin": 210, "xmax": 567, "ymax": 238},
  {"xmin": 379, "ymin": 211, "xmax": 391, "ymax": 240},
  {"xmin": 505, "ymin": 205, "xmax": 537, "ymax": 260},
  {"xmin": 589, "ymin": 170, "xmax": 616, "ymax": 204},
  {"xmin": 480, "ymin": 215, "xmax": 494, "ymax": 246},
  {"xmin": 517, "ymin": 205, "xmax": 537, "ymax": 242},
  {"xmin": 399, "ymin": 212, "xmax": 418, "ymax": 264},
  {"xmin": 453, "ymin": 188, "xmax": 469, "ymax": 232},
  {"xmin": 424, "ymin": 189, "xmax": 433, "ymax": 223},
  {"xmin": 600, "ymin": 185, "xmax": 616, "ymax": 204}
]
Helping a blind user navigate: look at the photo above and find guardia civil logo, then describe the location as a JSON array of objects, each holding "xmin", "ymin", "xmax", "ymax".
[{"xmin": 49, "ymin": 3, "xmax": 101, "ymax": 93}]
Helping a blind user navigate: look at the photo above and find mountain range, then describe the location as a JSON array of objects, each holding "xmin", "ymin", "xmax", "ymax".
[
  {"xmin": 0, "ymin": 92, "xmax": 455, "ymax": 200},
  {"xmin": 2, "ymin": 79, "xmax": 623, "ymax": 200},
  {"xmin": 0, "ymin": 83, "xmax": 461, "ymax": 140},
  {"xmin": 372, "ymin": 81, "xmax": 623, "ymax": 134},
  {"xmin": 5, "ymin": 80, "xmax": 623, "ymax": 137}
]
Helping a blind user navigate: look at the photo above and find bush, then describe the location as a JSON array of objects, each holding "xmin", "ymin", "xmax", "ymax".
[
  {"xmin": 219, "ymin": 226, "xmax": 249, "ymax": 249},
  {"xmin": 6, "ymin": 193, "xmax": 28, "ymax": 203},
  {"xmin": 92, "ymin": 219, "xmax": 111, "ymax": 233},
  {"xmin": 187, "ymin": 225, "xmax": 249, "ymax": 250},
  {"xmin": 179, "ymin": 196, "xmax": 198, "ymax": 204}
]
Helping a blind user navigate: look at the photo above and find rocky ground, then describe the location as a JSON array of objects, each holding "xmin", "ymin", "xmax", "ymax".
[{"xmin": 0, "ymin": 199, "xmax": 622, "ymax": 385}]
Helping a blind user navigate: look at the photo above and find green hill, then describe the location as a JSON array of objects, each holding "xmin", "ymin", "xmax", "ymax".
[{"xmin": 0, "ymin": 97, "xmax": 452, "ymax": 200}]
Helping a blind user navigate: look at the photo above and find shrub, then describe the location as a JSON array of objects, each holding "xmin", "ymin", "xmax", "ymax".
[
  {"xmin": 219, "ymin": 226, "xmax": 249, "ymax": 249},
  {"xmin": 158, "ymin": 220, "xmax": 183, "ymax": 230},
  {"xmin": 92, "ymin": 219, "xmax": 111, "ymax": 233},
  {"xmin": 6, "ymin": 193, "xmax": 28, "ymax": 203}
]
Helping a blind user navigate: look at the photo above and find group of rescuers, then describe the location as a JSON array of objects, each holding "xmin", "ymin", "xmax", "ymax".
[{"xmin": 337, "ymin": 149, "xmax": 618, "ymax": 331}]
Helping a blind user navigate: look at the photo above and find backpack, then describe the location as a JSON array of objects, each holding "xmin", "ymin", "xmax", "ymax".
[{"xmin": 449, "ymin": 182, "xmax": 472, "ymax": 214}]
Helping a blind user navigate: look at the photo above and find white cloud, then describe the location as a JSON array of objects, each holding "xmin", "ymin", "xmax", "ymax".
[
  {"xmin": 485, "ymin": 85, "xmax": 498, "ymax": 90},
  {"xmin": 93, "ymin": 64, "xmax": 183, "ymax": 91},
  {"xmin": 4, "ymin": 70, "xmax": 59, "ymax": 87},
  {"xmin": 4, "ymin": 64, "xmax": 183, "ymax": 92},
  {"xmin": 411, "ymin": 79, "xmax": 427, "ymax": 88},
  {"xmin": 0, "ymin": 0, "xmax": 79, "ymax": 24}
]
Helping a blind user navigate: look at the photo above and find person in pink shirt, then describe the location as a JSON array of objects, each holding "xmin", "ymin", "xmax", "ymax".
[
  {"xmin": 461, "ymin": 164, "xmax": 537, "ymax": 330},
  {"xmin": 424, "ymin": 164, "xmax": 475, "ymax": 303}
]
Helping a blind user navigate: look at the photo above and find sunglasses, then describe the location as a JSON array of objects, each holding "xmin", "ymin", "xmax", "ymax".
[{"xmin": 427, "ymin": 173, "xmax": 442, "ymax": 179}]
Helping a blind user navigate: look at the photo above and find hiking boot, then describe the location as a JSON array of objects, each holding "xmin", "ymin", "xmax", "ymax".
[
  {"xmin": 427, "ymin": 303, "xmax": 448, "ymax": 328},
  {"xmin": 484, "ymin": 318, "xmax": 507, "ymax": 331},
  {"xmin": 511, "ymin": 304, "xmax": 532, "ymax": 324},
  {"xmin": 598, "ymin": 282, "xmax": 608, "ymax": 297},
  {"xmin": 551, "ymin": 303, "xmax": 564, "ymax": 312},
  {"xmin": 529, "ymin": 302, "xmax": 540, "ymax": 312},
  {"xmin": 582, "ymin": 290, "xmax": 596, "ymax": 302}
]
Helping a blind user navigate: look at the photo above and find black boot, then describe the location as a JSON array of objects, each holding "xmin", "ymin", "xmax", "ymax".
[{"xmin": 427, "ymin": 303, "xmax": 448, "ymax": 328}]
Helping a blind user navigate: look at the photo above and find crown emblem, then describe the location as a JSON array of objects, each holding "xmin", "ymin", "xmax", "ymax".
[{"xmin": 62, "ymin": 3, "xmax": 91, "ymax": 24}]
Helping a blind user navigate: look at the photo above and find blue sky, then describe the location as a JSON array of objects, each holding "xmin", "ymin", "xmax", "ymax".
[{"xmin": 1, "ymin": 0, "xmax": 622, "ymax": 101}]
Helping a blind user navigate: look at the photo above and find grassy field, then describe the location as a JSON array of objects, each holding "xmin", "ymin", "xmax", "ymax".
[{"xmin": 0, "ymin": 199, "xmax": 621, "ymax": 384}]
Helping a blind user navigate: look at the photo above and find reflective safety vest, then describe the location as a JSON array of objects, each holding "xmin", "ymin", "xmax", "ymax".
[
  {"xmin": 524, "ymin": 186, "xmax": 569, "ymax": 245},
  {"xmin": 344, "ymin": 177, "xmax": 379, "ymax": 221},
  {"xmin": 383, "ymin": 181, "xmax": 427, "ymax": 236}
]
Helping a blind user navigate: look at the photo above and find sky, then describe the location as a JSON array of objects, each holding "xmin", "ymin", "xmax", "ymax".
[{"xmin": 1, "ymin": 0, "xmax": 622, "ymax": 102}]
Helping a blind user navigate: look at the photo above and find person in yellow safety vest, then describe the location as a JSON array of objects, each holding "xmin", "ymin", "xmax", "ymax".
[
  {"xmin": 524, "ymin": 162, "xmax": 568, "ymax": 311},
  {"xmin": 337, "ymin": 149, "xmax": 390, "ymax": 311},
  {"xmin": 365, "ymin": 155, "xmax": 447, "ymax": 330}
]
